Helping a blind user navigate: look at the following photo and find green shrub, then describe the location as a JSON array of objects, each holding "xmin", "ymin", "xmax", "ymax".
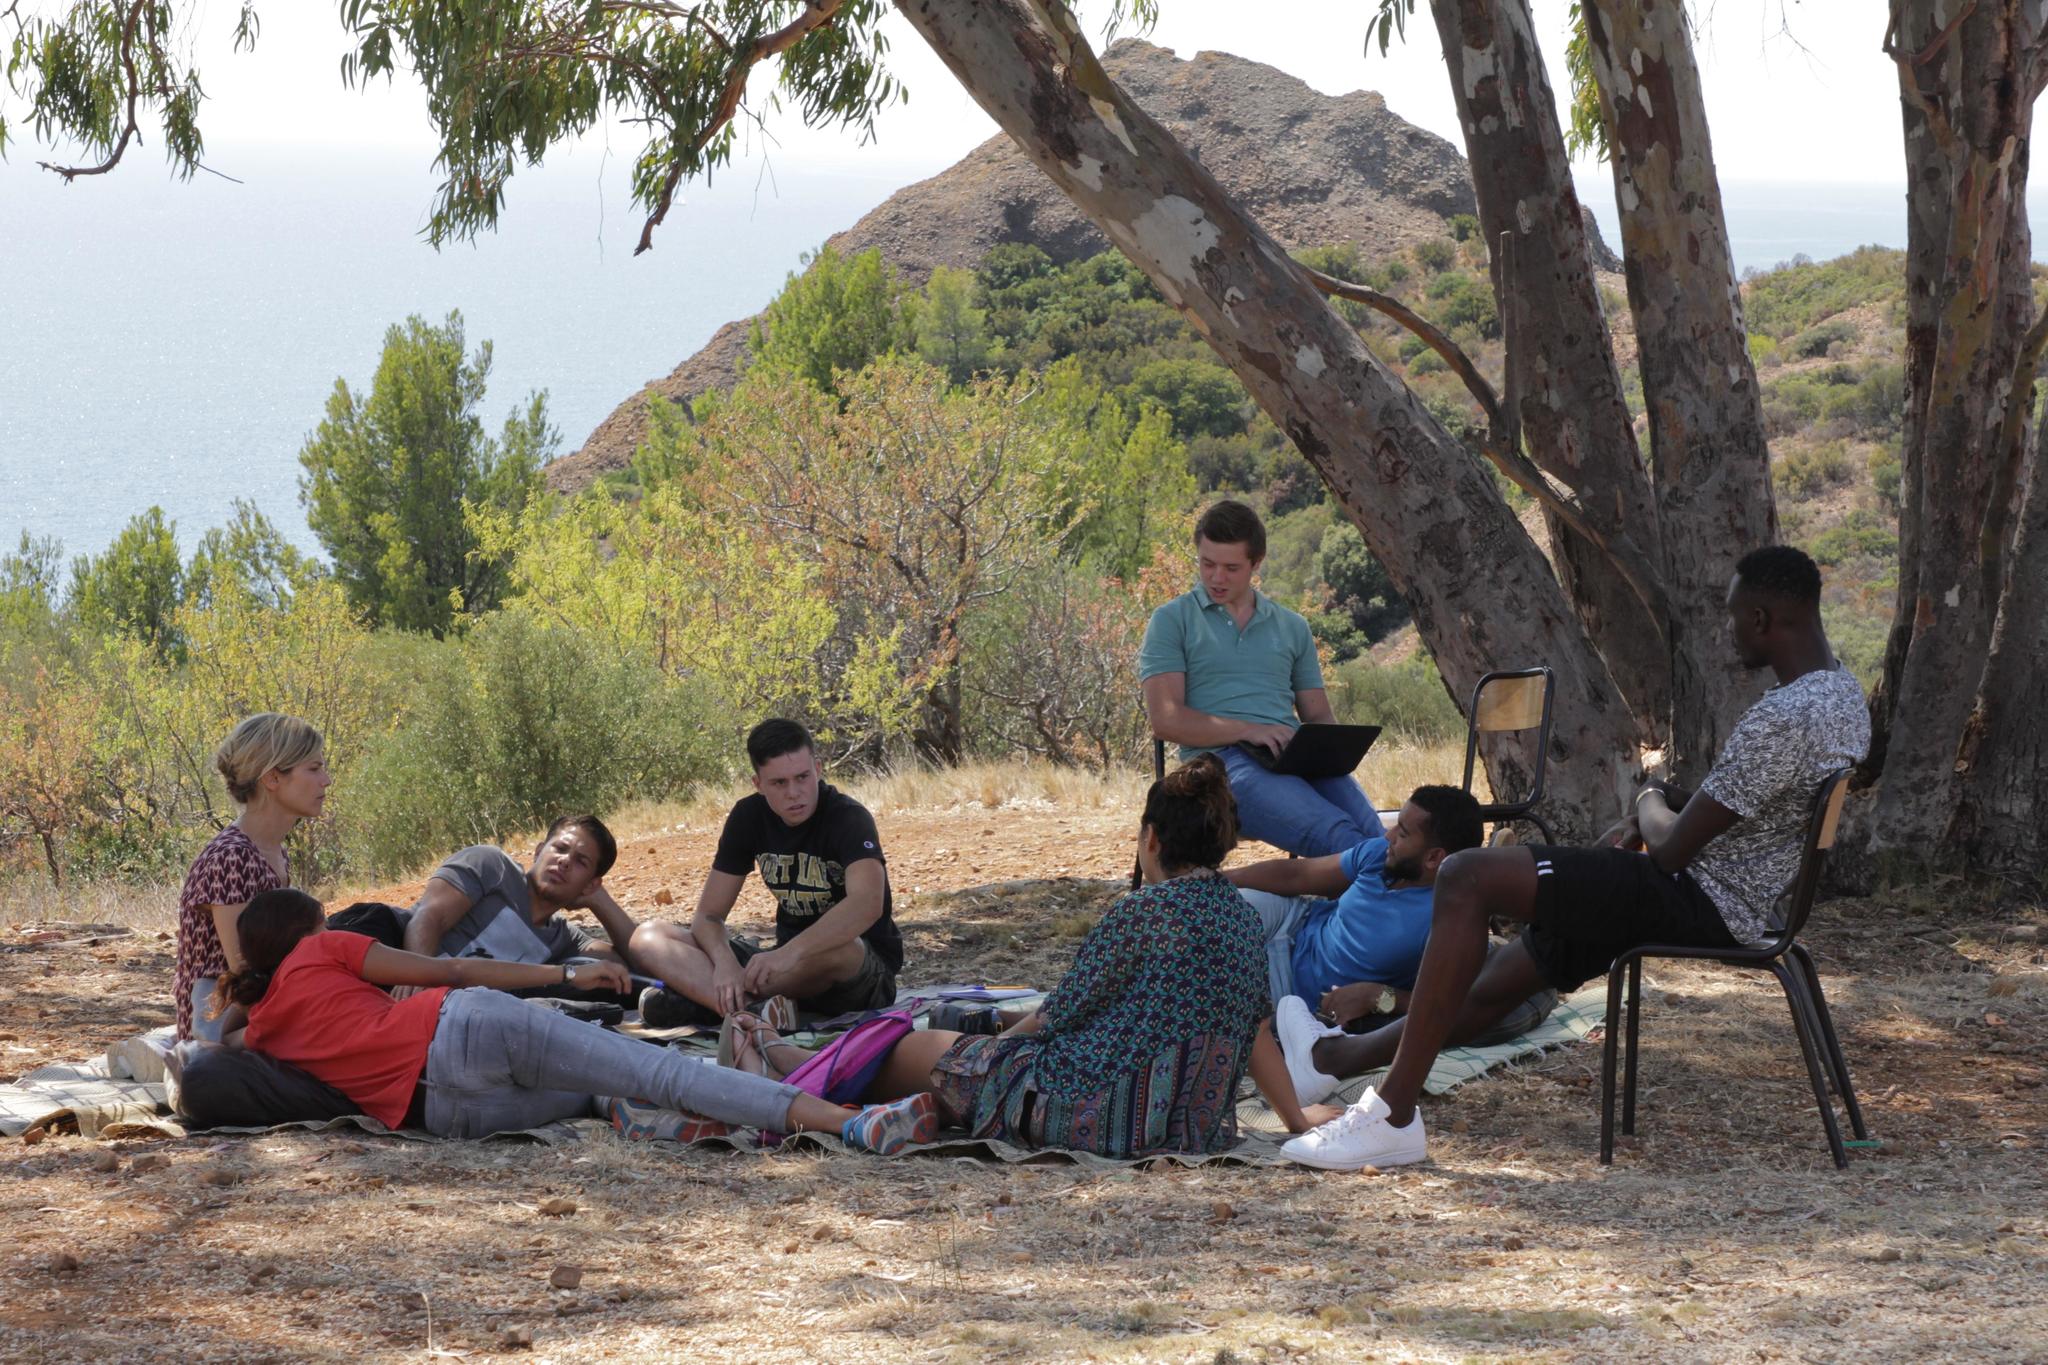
[
  {"xmin": 1448, "ymin": 213, "xmax": 1480, "ymax": 242},
  {"xmin": 1772, "ymin": 441, "xmax": 1856, "ymax": 498},
  {"xmin": 345, "ymin": 610, "xmax": 727, "ymax": 875},
  {"xmin": 1748, "ymin": 333, "xmax": 1781, "ymax": 367},
  {"xmin": 1821, "ymin": 604, "xmax": 1890, "ymax": 689},
  {"xmin": 1741, "ymin": 246, "xmax": 1905, "ymax": 338},
  {"xmin": 1414, "ymin": 238, "xmax": 1457, "ymax": 273},
  {"xmin": 1409, "ymin": 349, "xmax": 1448, "ymax": 376},
  {"xmin": 1870, "ymin": 442, "xmax": 1903, "ymax": 509},
  {"xmin": 1328, "ymin": 655, "xmax": 1465, "ymax": 744},
  {"xmin": 1803, "ymin": 509, "xmax": 1899, "ymax": 567},
  {"xmin": 1790, "ymin": 318, "xmax": 1858, "ymax": 359}
]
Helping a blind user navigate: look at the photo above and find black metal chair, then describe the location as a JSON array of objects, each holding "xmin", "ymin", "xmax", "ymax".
[
  {"xmin": 1460, "ymin": 667, "xmax": 1556, "ymax": 843},
  {"xmin": 1599, "ymin": 766, "xmax": 1870, "ymax": 1168}
]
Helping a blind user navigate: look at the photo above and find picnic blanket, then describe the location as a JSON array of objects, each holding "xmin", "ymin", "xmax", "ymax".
[{"xmin": 2, "ymin": 984, "xmax": 1605, "ymax": 1162}]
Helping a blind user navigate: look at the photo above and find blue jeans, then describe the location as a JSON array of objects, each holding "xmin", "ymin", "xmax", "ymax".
[
  {"xmin": 188, "ymin": 978, "xmax": 225, "ymax": 1044},
  {"xmin": 419, "ymin": 988, "xmax": 804, "ymax": 1139},
  {"xmin": 1217, "ymin": 745, "xmax": 1382, "ymax": 857},
  {"xmin": 1238, "ymin": 888, "xmax": 1333, "ymax": 1004}
]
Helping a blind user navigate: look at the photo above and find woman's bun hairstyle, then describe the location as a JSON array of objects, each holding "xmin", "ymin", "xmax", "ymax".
[
  {"xmin": 213, "ymin": 888, "xmax": 326, "ymax": 1011},
  {"xmin": 214, "ymin": 713, "xmax": 323, "ymax": 806},
  {"xmin": 1140, "ymin": 753, "xmax": 1239, "ymax": 875}
]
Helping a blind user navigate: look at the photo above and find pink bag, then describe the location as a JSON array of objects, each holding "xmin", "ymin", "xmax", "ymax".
[{"xmin": 763, "ymin": 1011, "xmax": 917, "ymax": 1144}]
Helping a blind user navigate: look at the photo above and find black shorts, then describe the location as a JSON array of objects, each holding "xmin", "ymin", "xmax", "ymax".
[
  {"xmin": 1520, "ymin": 846, "xmax": 1741, "ymax": 992},
  {"xmin": 728, "ymin": 935, "xmax": 898, "ymax": 1018}
]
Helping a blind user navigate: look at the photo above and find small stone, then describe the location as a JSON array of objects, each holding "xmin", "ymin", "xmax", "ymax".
[
  {"xmin": 606, "ymin": 1286, "xmax": 636, "ymax": 1303},
  {"xmin": 1996, "ymin": 1222, "xmax": 2016, "ymax": 1234},
  {"xmin": 996, "ymin": 1192, "xmax": 1012, "ymax": 1206},
  {"xmin": 1087, "ymin": 1208, "xmax": 1105, "ymax": 1225},
  {"xmin": 1873, "ymin": 1247, "xmax": 1902, "ymax": 1263},
  {"xmin": 549, "ymin": 1264, "xmax": 583, "ymax": 1290},
  {"xmin": 1010, "ymin": 1250, "xmax": 1035, "ymax": 1264},
  {"xmin": 130, "ymin": 1153, "xmax": 170, "ymax": 1173},
  {"xmin": 1502, "ymin": 1235, "xmax": 1525, "ymax": 1251},
  {"xmin": 1451, "ymin": 1117, "xmax": 1471, "ymax": 1134},
  {"xmin": 653, "ymin": 888, "xmax": 675, "ymax": 906},
  {"xmin": 197, "ymin": 1165, "xmax": 244, "ymax": 1187},
  {"xmin": 1988, "ymin": 976, "xmax": 2021, "ymax": 998},
  {"xmin": 782, "ymin": 1241, "xmax": 799, "ymax": 1254},
  {"xmin": 498, "ymin": 1324, "xmax": 534, "ymax": 1349},
  {"xmin": 1357, "ymin": 1165, "xmax": 1382, "ymax": 1177},
  {"xmin": 250, "ymin": 1262, "xmax": 281, "ymax": 1282},
  {"xmin": 1210, "ymin": 1200, "xmax": 1236, "ymax": 1222},
  {"xmin": 539, "ymin": 1197, "xmax": 578, "ymax": 1217},
  {"xmin": 90, "ymin": 1149, "xmax": 121, "ymax": 1173},
  {"xmin": 50, "ymin": 1251, "xmax": 80, "ymax": 1276}
]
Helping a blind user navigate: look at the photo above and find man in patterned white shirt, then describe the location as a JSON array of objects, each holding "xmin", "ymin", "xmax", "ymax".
[{"xmin": 1275, "ymin": 545, "xmax": 1870, "ymax": 1169}]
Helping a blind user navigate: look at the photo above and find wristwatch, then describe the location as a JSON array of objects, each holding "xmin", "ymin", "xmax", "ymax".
[{"xmin": 562, "ymin": 963, "xmax": 578, "ymax": 986}]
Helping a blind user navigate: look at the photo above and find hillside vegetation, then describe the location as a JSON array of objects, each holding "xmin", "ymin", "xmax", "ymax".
[{"xmin": 0, "ymin": 238, "xmax": 1911, "ymax": 890}]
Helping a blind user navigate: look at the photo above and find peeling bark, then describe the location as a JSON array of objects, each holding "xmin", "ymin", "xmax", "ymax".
[
  {"xmin": 1862, "ymin": 0, "xmax": 2048, "ymax": 872},
  {"xmin": 1947, "ymin": 412, "xmax": 2048, "ymax": 877},
  {"xmin": 1582, "ymin": 0, "xmax": 1779, "ymax": 786},
  {"xmin": 1427, "ymin": 0, "xmax": 1670, "ymax": 742},
  {"xmin": 894, "ymin": 0, "xmax": 1638, "ymax": 834}
]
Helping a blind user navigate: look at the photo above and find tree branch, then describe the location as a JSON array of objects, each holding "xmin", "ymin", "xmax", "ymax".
[
  {"xmin": 1305, "ymin": 263, "xmax": 1673, "ymax": 637},
  {"xmin": 36, "ymin": 0, "xmax": 147, "ymax": 182},
  {"xmin": 636, "ymin": 0, "xmax": 847, "ymax": 254}
]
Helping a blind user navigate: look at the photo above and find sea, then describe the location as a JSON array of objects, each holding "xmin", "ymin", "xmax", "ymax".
[{"xmin": 0, "ymin": 157, "xmax": 2030, "ymax": 561}]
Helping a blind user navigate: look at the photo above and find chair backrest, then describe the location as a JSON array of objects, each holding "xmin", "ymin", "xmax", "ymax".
[
  {"xmin": 1461, "ymin": 667, "xmax": 1556, "ymax": 807},
  {"xmin": 1774, "ymin": 767, "xmax": 1855, "ymax": 940}
]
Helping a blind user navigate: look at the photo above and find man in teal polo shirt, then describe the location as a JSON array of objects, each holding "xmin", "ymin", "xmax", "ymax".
[{"xmin": 1139, "ymin": 500, "xmax": 1382, "ymax": 856}]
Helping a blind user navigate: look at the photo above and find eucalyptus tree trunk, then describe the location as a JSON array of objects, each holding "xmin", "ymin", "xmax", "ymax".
[
  {"xmin": 1948, "ymin": 420, "xmax": 2048, "ymax": 875},
  {"xmin": 1426, "ymin": 0, "xmax": 1671, "ymax": 743},
  {"xmin": 894, "ymin": 0, "xmax": 1639, "ymax": 835},
  {"xmin": 1581, "ymin": 0, "xmax": 1779, "ymax": 786},
  {"xmin": 1862, "ymin": 0, "xmax": 2048, "ymax": 876}
]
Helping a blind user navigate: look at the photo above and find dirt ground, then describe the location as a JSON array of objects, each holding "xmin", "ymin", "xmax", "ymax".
[{"xmin": 3, "ymin": 799, "xmax": 2046, "ymax": 1363}]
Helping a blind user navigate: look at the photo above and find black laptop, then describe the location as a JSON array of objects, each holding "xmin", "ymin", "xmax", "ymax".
[{"xmin": 1236, "ymin": 722, "xmax": 1381, "ymax": 779}]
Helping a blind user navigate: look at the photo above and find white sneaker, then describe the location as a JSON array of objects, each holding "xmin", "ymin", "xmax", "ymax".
[
  {"xmin": 1274, "ymin": 995, "xmax": 1344, "ymax": 1105},
  {"xmin": 1279, "ymin": 1086, "xmax": 1427, "ymax": 1170}
]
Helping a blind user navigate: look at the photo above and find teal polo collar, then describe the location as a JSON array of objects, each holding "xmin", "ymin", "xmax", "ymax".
[{"xmin": 1189, "ymin": 581, "xmax": 1275, "ymax": 622}]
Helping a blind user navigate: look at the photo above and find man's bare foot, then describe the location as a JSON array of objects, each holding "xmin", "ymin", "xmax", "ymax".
[{"xmin": 1319, "ymin": 982, "xmax": 1410, "ymax": 1028}]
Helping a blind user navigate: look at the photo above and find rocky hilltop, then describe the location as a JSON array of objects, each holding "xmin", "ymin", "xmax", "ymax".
[{"xmin": 554, "ymin": 40, "xmax": 1613, "ymax": 491}]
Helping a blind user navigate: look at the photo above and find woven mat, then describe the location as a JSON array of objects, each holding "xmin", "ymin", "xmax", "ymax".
[{"xmin": 2, "ymin": 984, "xmax": 1605, "ymax": 1159}]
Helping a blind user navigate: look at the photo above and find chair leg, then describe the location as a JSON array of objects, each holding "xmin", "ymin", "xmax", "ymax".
[
  {"xmin": 1528, "ymin": 813, "xmax": 1554, "ymax": 844},
  {"xmin": 1622, "ymin": 956, "xmax": 1643, "ymax": 1135},
  {"xmin": 1772, "ymin": 960, "xmax": 1849, "ymax": 1169},
  {"xmin": 1599, "ymin": 960, "xmax": 1626, "ymax": 1165},
  {"xmin": 1790, "ymin": 942, "xmax": 1869, "ymax": 1141}
]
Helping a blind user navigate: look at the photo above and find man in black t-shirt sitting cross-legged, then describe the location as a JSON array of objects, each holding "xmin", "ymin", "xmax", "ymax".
[{"xmin": 632, "ymin": 719, "xmax": 903, "ymax": 1028}]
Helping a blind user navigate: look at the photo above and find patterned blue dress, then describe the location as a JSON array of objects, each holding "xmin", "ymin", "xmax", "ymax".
[{"xmin": 931, "ymin": 870, "xmax": 1269, "ymax": 1156}]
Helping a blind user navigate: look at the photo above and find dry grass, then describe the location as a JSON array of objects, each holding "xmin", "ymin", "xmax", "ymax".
[
  {"xmin": 9, "ymin": 772, "xmax": 2044, "ymax": 1362},
  {"xmin": 3, "ymin": 860, "xmax": 2045, "ymax": 1363}
]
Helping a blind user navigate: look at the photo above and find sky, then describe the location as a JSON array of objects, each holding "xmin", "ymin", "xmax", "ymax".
[{"xmin": 6, "ymin": 1, "xmax": 1903, "ymax": 195}]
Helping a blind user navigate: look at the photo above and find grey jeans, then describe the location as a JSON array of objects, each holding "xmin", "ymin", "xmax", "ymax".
[{"xmin": 419, "ymin": 988, "xmax": 805, "ymax": 1139}]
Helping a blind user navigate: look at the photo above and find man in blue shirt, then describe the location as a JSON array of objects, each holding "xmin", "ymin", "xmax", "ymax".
[
  {"xmin": 1139, "ymin": 500, "xmax": 1381, "ymax": 856},
  {"xmin": 1228, "ymin": 785, "xmax": 1482, "ymax": 1016}
]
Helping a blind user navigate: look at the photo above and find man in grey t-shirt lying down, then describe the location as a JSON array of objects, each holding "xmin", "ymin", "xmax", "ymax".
[
  {"xmin": 401, "ymin": 815, "xmax": 641, "ymax": 984},
  {"xmin": 1271, "ymin": 545, "xmax": 1870, "ymax": 1171}
]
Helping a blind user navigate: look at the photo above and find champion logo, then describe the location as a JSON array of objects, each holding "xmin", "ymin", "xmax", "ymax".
[
  {"xmin": 1534, "ymin": 858, "xmax": 1555, "ymax": 876},
  {"xmin": 863, "ymin": 840, "xmax": 876, "ymax": 849}
]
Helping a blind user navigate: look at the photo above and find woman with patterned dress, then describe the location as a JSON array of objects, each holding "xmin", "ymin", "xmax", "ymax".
[
  {"xmin": 727, "ymin": 755, "xmax": 1272, "ymax": 1158},
  {"xmin": 174, "ymin": 714, "xmax": 331, "ymax": 1041}
]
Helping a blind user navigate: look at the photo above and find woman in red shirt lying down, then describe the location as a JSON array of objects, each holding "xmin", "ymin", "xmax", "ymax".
[{"xmin": 216, "ymin": 888, "xmax": 933, "ymax": 1153}]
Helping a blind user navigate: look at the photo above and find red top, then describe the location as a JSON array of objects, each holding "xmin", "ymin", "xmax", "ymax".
[{"xmin": 244, "ymin": 931, "xmax": 450, "ymax": 1128}]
